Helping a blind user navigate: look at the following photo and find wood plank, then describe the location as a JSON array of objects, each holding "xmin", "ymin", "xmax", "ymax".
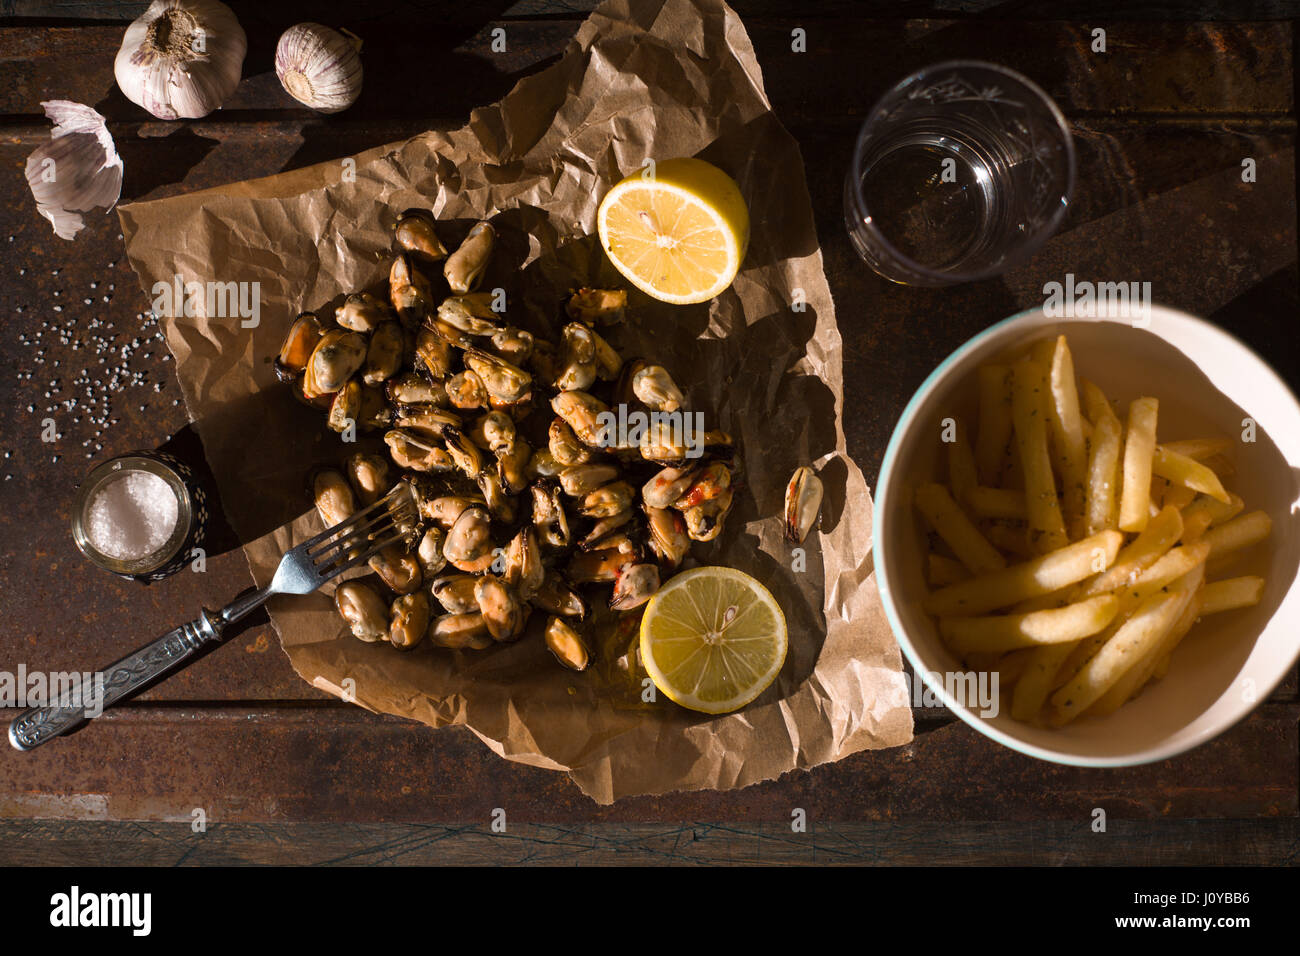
[
  {"xmin": 0, "ymin": 20, "xmax": 1290, "ymax": 119},
  {"xmin": 0, "ymin": 701, "xmax": 1293, "ymax": 820},
  {"xmin": 0, "ymin": 816, "xmax": 1296, "ymax": 865}
]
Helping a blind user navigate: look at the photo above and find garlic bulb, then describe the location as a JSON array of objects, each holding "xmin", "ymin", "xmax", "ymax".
[
  {"xmin": 275, "ymin": 23, "xmax": 363, "ymax": 114},
  {"xmin": 25, "ymin": 101, "xmax": 123, "ymax": 241},
  {"xmin": 115, "ymin": 0, "xmax": 246, "ymax": 120}
]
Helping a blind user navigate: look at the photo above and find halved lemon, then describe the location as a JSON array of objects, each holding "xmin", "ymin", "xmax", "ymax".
[
  {"xmin": 640, "ymin": 566, "xmax": 787, "ymax": 715},
  {"xmin": 596, "ymin": 158, "xmax": 750, "ymax": 305}
]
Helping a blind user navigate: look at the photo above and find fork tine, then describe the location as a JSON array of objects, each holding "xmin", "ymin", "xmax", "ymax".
[
  {"xmin": 307, "ymin": 497, "xmax": 412, "ymax": 560},
  {"xmin": 302, "ymin": 482, "xmax": 413, "ymax": 554},
  {"xmin": 309, "ymin": 508, "xmax": 415, "ymax": 572},
  {"xmin": 317, "ymin": 527, "xmax": 412, "ymax": 581},
  {"xmin": 299, "ymin": 490, "xmax": 394, "ymax": 553}
]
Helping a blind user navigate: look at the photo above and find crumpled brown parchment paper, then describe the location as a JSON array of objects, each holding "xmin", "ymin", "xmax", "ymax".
[{"xmin": 117, "ymin": 0, "xmax": 913, "ymax": 803}]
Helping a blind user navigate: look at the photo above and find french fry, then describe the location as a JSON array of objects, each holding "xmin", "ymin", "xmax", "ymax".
[
  {"xmin": 1162, "ymin": 438, "xmax": 1231, "ymax": 461},
  {"xmin": 1203, "ymin": 510, "xmax": 1272, "ymax": 560},
  {"xmin": 923, "ymin": 531, "xmax": 1123, "ymax": 617},
  {"xmin": 948, "ymin": 421, "xmax": 978, "ymax": 506},
  {"xmin": 1181, "ymin": 492, "xmax": 1244, "ymax": 544},
  {"xmin": 1150, "ymin": 475, "xmax": 1168, "ymax": 509},
  {"xmin": 1087, "ymin": 576, "xmax": 1204, "ymax": 717},
  {"xmin": 927, "ymin": 553, "xmax": 970, "ymax": 588},
  {"xmin": 976, "ymin": 365, "xmax": 1013, "ymax": 486},
  {"xmin": 1118, "ymin": 397, "xmax": 1159, "ymax": 532},
  {"xmin": 1055, "ymin": 541, "xmax": 1210, "ymax": 685},
  {"xmin": 966, "ymin": 486, "xmax": 1027, "ymax": 520},
  {"xmin": 1011, "ymin": 587, "xmax": 1073, "ymax": 613},
  {"xmin": 1048, "ymin": 583, "xmax": 1196, "ymax": 725},
  {"xmin": 982, "ymin": 520, "xmax": 1031, "ymax": 557},
  {"xmin": 1011, "ymin": 360, "xmax": 1068, "ymax": 552},
  {"xmin": 1112, "ymin": 542, "xmax": 1211, "ymax": 615},
  {"xmin": 1084, "ymin": 398, "xmax": 1122, "ymax": 535},
  {"xmin": 1004, "ymin": 439, "xmax": 1024, "ymax": 489},
  {"xmin": 1011, "ymin": 643, "xmax": 1078, "ymax": 722},
  {"xmin": 1080, "ymin": 379, "xmax": 1114, "ymax": 427},
  {"xmin": 1077, "ymin": 504, "xmax": 1183, "ymax": 598},
  {"xmin": 1163, "ymin": 483, "xmax": 1196, "ymax": 510},
  {"xmin": 1152, "ymin": 445, "xmax": 1230, "ymax": 503},
  {"xmin": 1200, "ymin": 575, "xmax": 1265, "ymax": 614},
  {"xmin": 940, "ymin": 595, "xmax": 1120, "ymax": 655},
  {"xmin": 1046, "ymin": 335, "xmax": 1088, "ymax": 537},
  {"xmin": 914, "ymin": 483, "xmax": 1006, "ymax": 574},
  {"xmin": 996, "ymin": 647, "xmax": 1035, "ymax": 686}
]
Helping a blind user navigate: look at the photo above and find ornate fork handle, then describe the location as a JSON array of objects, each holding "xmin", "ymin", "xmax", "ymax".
[{"xmin": 8, "ymin": 586, "xmax": 269, "ymax": 751}]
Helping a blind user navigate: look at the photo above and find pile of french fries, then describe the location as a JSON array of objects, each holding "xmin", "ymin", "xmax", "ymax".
[{"xmin": 915, "ymin": 333, "xmax": 1272, "ymax": 727}]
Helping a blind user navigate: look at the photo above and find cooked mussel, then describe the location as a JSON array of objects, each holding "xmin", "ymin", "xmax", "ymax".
[
  {"xmin": 386, "ymin": 371, "xmax": 447, "ymax": 406},
  {"xmin": 444, "ymin": 505, "xmax": 495, "ymax": 573},
  {"xmin": 438, "ymin": 293, "xmax": 500, "ymax": 336},
  {"xmin": 384, "ymin": 429, "xmax": 455, "ymax": 472},
  {"xmin": 431, "ymin": 573, "xmax": 481, "ymax": 614},
  {"xmin": 395, "ymin": 209, "xmax": 447, "ymax": 262},
  {"xmin": 444, "ymin": 221, "xmax": 495, "ymax": 294},
  {"xmin": 544, "ymin": 616, "xmax": 589, "ymax": 671},
  {"xmin": 335, "ymin": 293, "xmax": 390, "ymax": 334},
  {"xmin": 475, "ymin": 576, "xmax": 525, "ymax": 642},
  {"xmin": 430, "ymin": 611, "xmax": 494, "ymax": 649},
  {"xmin": 335, "ymin": 580, "xmax": 388, "ymax": 643},
  {"xmin": 389, "ymin": 591, "xmax": 431, "ymax": 649},
  {"xmin": 275, "ymin": 311, "xmax": 323, "ymax": 383},
  {"xmin": 345, "ymin": 453, "xmax": 390, "ymax": 507},
  {"xmin": 312, "ymin": 467, "xmax": 355, "ymax": 527},
  {"xmin": 363, "ymin": 320, "xmax": 404, "ymax": 385},
  {"xmin": 303, "ymin": 329, "xmax": 367, "ymax": 398},
  {"xmin": 566, "ymin": 288, "xmax": 626, "ymax": 325},
  {"xmin": 368, "ymin": 544, "xmax": 422, "ymax": 594},
  {"xmin": 389, "ymin": 253, "xmax": 432, "ymax": 329}
]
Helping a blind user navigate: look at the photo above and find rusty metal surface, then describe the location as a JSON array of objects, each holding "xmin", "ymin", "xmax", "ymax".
[{"xmin": 0, "ymin": 7, "xmax": 1295, "ymax": 828}]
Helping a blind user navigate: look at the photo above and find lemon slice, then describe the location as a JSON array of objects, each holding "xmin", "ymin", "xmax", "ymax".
[
  {"xmin": 596, "ymin": 158, "xmax": 750, "ymax": 305},
  {"xmin": 640, "ymin": 566, "xmax": 787, "ymax": 714}
]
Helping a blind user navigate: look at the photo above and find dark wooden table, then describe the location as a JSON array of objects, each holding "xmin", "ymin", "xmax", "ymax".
[{"xmin": 0, "ymin": 0, "xmax": 1296, "ymax": 865}]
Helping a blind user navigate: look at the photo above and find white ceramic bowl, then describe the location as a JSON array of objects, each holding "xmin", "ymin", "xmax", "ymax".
[{"xmin": 874, "ymin": 304, "xmax": 1300, "ymax": 765}]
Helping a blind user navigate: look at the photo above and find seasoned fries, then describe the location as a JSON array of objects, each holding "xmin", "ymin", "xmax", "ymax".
[
  {"xmin": 1045, "ymin": 336, "xmax": 1088, "ymax": 537},
  {"xmin": 915, "ymin": 482, "xmax": 1005, "ymax": 574},
  {"xmin": 1011, "ymin": 361, "xmax": 1068, "ymax": 553},
  {"xmin": 976, "ymin": 365, "xmax": 1013, "ymax": 486},
  {"xmin": 1152, "ymin": 445, "xmax": 1230, "ymax": 503},
  {"xmin": 1118, "ymin": 397, "xmax": 1159, "ymax": 532},
  {"xmin": 940, "ymin": 595, "xmax": 1119, "ymax": 655},
  {"xmin": 914, "ymin": 332, "xmax": 1272, "ymax": 729}
]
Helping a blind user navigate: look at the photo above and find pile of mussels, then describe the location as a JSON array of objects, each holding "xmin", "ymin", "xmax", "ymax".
[{"xmin": 274, "ymin": 210, "xmax": 739, "ymax": 670}]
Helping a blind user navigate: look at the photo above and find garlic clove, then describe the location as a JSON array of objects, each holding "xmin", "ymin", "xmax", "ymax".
[
  {"xmin": 275, "ymin": 23, "xmax": 364, "ymax": 114},
  {"xmin": 115, "ymin": 0, "xmax": 247, "ymax": 120},
  {"xmin": 25, "ymin": 101, "xmax": 123, "ymax": 241}
]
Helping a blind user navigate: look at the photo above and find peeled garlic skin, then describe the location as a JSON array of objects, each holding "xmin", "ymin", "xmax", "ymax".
[
  {"xmin": 275, "ymin": 23, "xmax": 363, "ymax": 114},
  {"xmin": 114, "ymin": 0, "xmax": 247, "ymax": 120},
  {"xmin": 25, "ymin": 101, "xmax": 123, "ymax": 241}
]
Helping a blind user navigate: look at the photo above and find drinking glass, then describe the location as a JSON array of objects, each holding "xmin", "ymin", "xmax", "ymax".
[{"xmin": 844, "ymin": 61, "xmax": 1075, "ymax": 286}]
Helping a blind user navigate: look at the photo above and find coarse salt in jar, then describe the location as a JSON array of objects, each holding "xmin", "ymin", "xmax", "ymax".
[{"xmin": 71, "ymin": 452, "xmax": 208, "ymax": 581}]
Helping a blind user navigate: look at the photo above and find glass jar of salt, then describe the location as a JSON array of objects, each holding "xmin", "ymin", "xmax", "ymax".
[{"xmin": 71, "ymin": 452, "xmax": 208, "ymax": 581}]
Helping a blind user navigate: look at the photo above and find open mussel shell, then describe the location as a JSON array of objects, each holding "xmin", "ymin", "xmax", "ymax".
[{"xmin": 784, "ymin": 465, "xmax": 823, "ymax": 544}]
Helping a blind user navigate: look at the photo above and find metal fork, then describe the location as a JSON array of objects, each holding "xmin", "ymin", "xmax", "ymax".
[{"xmin": 8, "ymin": 482, "xmax": 416, "ymax": 751}]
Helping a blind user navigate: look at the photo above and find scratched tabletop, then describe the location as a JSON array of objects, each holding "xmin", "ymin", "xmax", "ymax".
[{"xmin": 0, "ymin": 0, "xmax": 1296, "ymax": 865}]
